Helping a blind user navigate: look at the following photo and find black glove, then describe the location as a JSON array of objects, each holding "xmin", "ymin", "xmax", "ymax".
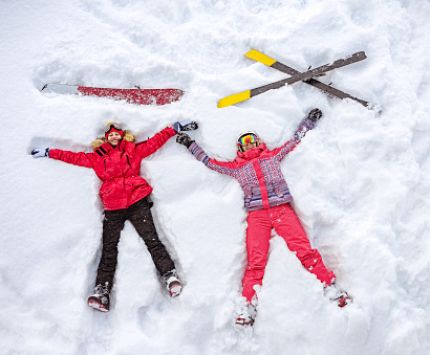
[
  {"xmin": 307, "ymin": 108, "xmax": 323, "ymax": 122},
  {"xmin": 176, "ymin": 133, "xmax": 194, "ymax": 148},
  {"xmin": 172, "ymin": 120, "xmax": 199, "ymax": 133}
]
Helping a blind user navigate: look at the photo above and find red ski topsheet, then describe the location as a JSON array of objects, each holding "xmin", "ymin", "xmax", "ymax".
[
  {"xmin": 41, "ymin": 84, "xmax": 184, "ymax": 106},
  {"xmin": 77, "ymin": 86, "xmax": 184, "ymax": 105}
]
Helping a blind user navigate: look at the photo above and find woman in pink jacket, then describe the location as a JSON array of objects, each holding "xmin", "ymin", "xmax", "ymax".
[
  {"xmin": 177, "ymin": 109, "xmax": 351, "ymax": 326},
  {"xmin": 31, "ymin": 120, "xmax": 197, "ymax": 312}
]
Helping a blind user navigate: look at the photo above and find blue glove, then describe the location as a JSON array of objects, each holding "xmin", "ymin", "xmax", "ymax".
[
  {"xmin": 31, "ymin": 147, "xmax": 49, "ymax": 158},
  {"xmin": 173, "ymin": 120, "xmax": 198, "ymax": 133}
]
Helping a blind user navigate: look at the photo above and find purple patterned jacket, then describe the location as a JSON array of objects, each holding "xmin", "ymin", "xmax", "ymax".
[{"xmin": 188, "ymin": 117, "xmax": 316, "ymax": 211}]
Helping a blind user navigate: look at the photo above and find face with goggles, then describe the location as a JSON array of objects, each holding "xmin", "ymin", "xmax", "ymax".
[{"xmin": 237, "ymin": 132, "xmax": 260, "ymax": 152}]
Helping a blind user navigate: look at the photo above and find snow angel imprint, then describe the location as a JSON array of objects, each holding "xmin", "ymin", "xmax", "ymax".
[
  {"xmin": 176, "ymin": 109, "xmax": 352, "ymax": 326},
  {"xmin": 31, "ymin": 120, "xmax": 198, "ymax": 312}
]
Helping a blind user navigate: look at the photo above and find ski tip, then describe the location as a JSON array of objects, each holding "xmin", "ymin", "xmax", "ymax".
[
  {"xmin": 40, "ymin": 83, "xmax": 80, "ymax": 95},
  {"xmin": 353, "ymin": 51, "xmax": 367, "ymax": 61},
  {"xmin": 245, "ymin": 49, "xmax": 276, "ymax": 67},
  {"xmin": 217, "ymin": 90, "xmax": 251, "ymax": 108}
]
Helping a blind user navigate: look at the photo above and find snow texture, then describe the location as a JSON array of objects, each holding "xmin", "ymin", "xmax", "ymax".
[{"xmin": 1, "ymin": 0, "xmax": 430, "ymax": 354}]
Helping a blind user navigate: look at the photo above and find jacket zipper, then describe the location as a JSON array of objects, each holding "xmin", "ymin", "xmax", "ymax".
[{"xmin": 252, "ymin": 160, "xmax": 270, "ymax": 209}]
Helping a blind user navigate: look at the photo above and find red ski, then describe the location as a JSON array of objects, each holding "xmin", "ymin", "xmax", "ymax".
[{"xmin": 41, "ymin": 83, "xmax": 184, "ymax": 106}]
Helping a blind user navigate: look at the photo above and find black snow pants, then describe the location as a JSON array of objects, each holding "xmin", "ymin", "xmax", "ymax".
[{"xmin": 95, "ymin": 196, "xmax": 175, "ymax": 291}]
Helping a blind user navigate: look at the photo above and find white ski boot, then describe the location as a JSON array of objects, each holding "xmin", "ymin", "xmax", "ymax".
[
  {"xmin": 87, "ymin": 282, "xmax": 110, "ymax": 312},
  {"xmin": 324, "ymin": 283, "xmax": 352, "ymax": 307},
  {"xmin": 235, "ymin": 297, "xmax": 257, "ymax": 326},
  {"xmin": 163, "ymin": 270, "xmax": 183, "ymax": 297}
]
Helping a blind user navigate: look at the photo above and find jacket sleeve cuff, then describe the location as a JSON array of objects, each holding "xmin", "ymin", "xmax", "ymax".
[
  {"xmin": 304, "ymin": 117, "xmax": 317, "ymax": 130},
  {"xmin": 166, "ymin": 126, "xmax": 177, "ymax": 137},
  {"xmin": 48, "ymin": 148, "xmax": 58, "ymax": 159},
  {"xmin": 188, "ymin": 141, "xmax": 197, "ymax": 151}
]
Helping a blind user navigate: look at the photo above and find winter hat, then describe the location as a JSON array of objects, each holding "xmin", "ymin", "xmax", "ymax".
[
  {"xmin": 105, "ymin": 124, "xmax": 125, "ymax": 139},
  {"xmin": 92, "ymin": 121, "xmax": 135, "ymax": 150}
]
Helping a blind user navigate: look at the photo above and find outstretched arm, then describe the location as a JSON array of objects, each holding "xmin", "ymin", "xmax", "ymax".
[
  {"xmin": 48, "ymin": 149, "xmax": 95, "ymax": 168},
  {"xmin": 136, "ymin": 127, "xmax": 177, "ymax": 159},
  {"xmin": 136, "ymin": 120, "xmax": 198, "ymax": 159},
  {"xmin": 273, "ymin": 108, "xmax": 322, "ymax": 161},
  {"xmin": 177, "ymin": 134, "xmax": 238, "ymax": 177}
]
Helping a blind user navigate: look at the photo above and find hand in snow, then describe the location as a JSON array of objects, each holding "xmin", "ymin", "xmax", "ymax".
[
  {"xmin": 176, "ymin": 133, "xmax": 194, "ymax": 148},
  {"xmin": 31, "ymin": 147, "xmax": 49, "ymax": 158},
  {"xmin": 173, "ymin": 120, "xmax": 198, "ymax": 133},
  {"xmin": 307, "ymin": 108, "xmax": 323, "ymax": 122}
]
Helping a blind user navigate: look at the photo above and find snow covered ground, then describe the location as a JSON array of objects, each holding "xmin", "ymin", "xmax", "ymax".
[{"xmin": 1, "ymin": 0, "xmax": 430, "ymax": 354}]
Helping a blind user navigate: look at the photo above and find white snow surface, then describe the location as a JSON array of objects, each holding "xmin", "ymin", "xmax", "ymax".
[{"xmin": 1, "ymin": 1, "xmax": 430, "ymax": 354}]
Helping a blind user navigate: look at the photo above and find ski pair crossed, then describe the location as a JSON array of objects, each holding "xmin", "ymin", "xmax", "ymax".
[{"xmin": 217, "ymin": 50, "xmax": 370, "ymax": 108}]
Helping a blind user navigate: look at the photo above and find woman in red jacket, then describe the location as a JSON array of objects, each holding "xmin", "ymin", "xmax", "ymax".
[{"xmin": 31, "ymin": 120, "xmax": 197, "ymax": 312}]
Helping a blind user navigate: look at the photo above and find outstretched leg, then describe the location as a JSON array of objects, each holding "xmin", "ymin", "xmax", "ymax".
[
  {"xmin": 127, "ymin": 198, "xmax": 175, "ymax": 276},
  {"xmin": 95, "ymin": 208, "xmax": 126, "ymax": 291},
  {"xmin": 272, "ymin": 204, "xmax": 335, "ymax": 285},
  {"xmin": 241, "ymin": 210, "xmax": 272, "ymax": 303}
]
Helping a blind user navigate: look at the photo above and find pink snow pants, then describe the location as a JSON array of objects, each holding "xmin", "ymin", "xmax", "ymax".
[{"xmin": 242, "ymin": 203, "xmax": 335, "ymax": 302}]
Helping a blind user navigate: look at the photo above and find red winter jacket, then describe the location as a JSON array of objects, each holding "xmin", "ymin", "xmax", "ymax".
[{"xmin": 49, "ymin": 127, "xmax": 176, "ymax": 210}]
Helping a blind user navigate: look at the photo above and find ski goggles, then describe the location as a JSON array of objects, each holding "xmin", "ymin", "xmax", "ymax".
[{"xmin": 237, "ymin": 132, "xmax": 258, "ymax": 146}]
